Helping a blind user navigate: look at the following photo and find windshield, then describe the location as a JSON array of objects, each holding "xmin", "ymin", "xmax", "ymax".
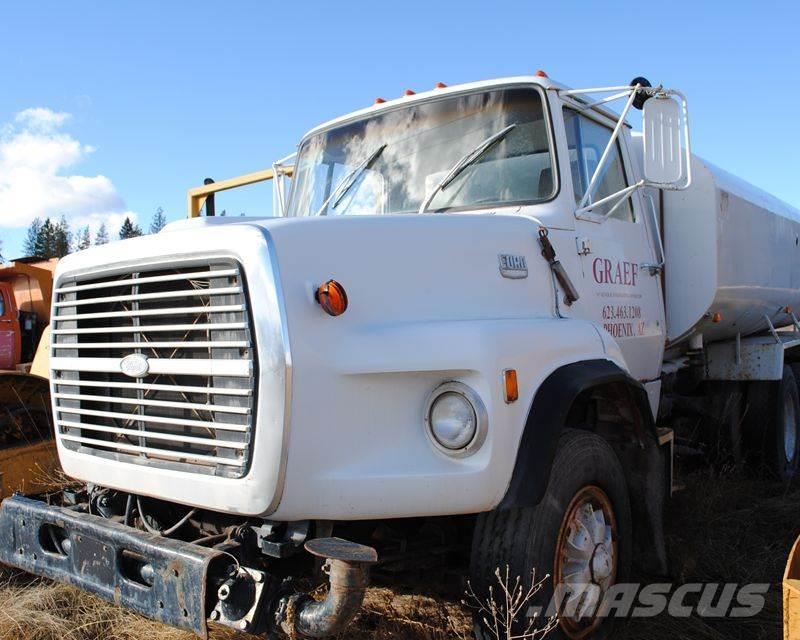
[{"xmin": 287, "ymin": 87, "xmax": 555, "ymax": 217}]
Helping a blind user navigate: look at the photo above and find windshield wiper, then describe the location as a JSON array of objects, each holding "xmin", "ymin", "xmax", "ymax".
[
  {"xmin": 315, "ymin": 143, "xmax": 387, "ymax": 216},
  {"xmin": 418, "ymin": 123, "xmax": 517, "ymax": 214}
]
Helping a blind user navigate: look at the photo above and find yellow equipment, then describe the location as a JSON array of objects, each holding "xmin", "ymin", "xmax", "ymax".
[
  {"xmin": 0, "ymin": 259, "xmax": 60, "ymax": 498},
  {"xmin": 786, "ymin": 536, "xmax": 800, "ymax": 640}
]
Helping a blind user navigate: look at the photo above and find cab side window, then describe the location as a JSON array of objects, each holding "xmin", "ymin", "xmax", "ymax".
[
  {"xmin": 563, "ymin": 108, "xmax": 634, "ymax": 222},
  {"xmin": 0, "ymin": 293, "xmax": 5, "ymax": 317}
]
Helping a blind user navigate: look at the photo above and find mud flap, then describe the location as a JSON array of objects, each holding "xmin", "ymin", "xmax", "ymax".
[{"xmin": 0, "ymin": 495, "xmax": 223, "ymax": 638}]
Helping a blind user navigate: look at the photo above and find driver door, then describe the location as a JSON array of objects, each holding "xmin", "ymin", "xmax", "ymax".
[{"xmin": 563, "ymin": 107, "xmax": 665, "ymax": 381}]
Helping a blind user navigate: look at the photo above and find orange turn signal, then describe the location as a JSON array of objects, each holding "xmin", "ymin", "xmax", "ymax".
[
  {"xmin": 315, "ymin": 280, "xmax": 348, "ymax": 317},
  {"xmin": 503, "ymin": 369, "xmax": 519, "ymax": 403}
]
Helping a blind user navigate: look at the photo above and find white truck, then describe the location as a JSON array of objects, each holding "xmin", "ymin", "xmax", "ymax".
[{"xmin": 2, "ymin": 74, "xmax": 799, "ymax": 640}]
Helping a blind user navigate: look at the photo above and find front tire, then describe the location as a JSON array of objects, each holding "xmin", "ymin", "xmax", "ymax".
[{"xmin": 470, "ymin": 429, "xmax": 632, "ymax": 640}]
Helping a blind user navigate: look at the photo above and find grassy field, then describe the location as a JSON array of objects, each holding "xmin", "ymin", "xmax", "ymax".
[{"xmin": 0, "ymin": 467, "xmax": 797, "ymax": 640}]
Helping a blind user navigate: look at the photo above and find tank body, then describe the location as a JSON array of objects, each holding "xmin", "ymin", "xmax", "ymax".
[{"xmin": 648, "ymin": 149, "xmax": 800, "ymax": 346}]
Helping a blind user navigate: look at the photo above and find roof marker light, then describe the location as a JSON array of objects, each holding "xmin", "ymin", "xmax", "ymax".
[
  {"xmin": 374, "ymin": 97, "xmax": 386, "ymax": 104},
  {"xmin": 404, "ymin": 89, "xmax": 415, "ymax": 96},
  {"xmin": 535, "ymin": 70, "xmax": 549, "ymax": 78},
  {"xmin": 435, "ymin": 82, "xmax": 447, "ymax": 89}
]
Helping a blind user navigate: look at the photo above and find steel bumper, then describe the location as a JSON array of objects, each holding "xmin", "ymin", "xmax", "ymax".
[{"xmin": 0, "ymin": 495, "xmax": 223, "ymax": 638}]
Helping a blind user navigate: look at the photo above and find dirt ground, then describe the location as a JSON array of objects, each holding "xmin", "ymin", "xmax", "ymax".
[{"xmin": 0, "ymin": 466, "xmax": 797, "ymax": 640}]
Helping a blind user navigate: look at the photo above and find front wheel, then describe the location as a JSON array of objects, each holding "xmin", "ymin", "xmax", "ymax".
[{"xmin": 470, "ymin": 429, "xmax": 632, "ymax": 640}]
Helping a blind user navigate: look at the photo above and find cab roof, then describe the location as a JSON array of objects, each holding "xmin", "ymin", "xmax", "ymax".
[
  {"xmin": 299, "ymin": 74, "xmax": 627, "ymax": 144},
  {"xmin": 301, "ymin": 75, "xmax": 564, "ymax": 141}
]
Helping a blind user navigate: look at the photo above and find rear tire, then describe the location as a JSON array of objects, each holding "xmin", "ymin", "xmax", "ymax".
[
  {"xmin": 767, "ymin": 365, "xmax": 800, "ymax": 483},
  {"xmin": 470, "ymin": 429, "xmax": 632, "ymax": 640}
]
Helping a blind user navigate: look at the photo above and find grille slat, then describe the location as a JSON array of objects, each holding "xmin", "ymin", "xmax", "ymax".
[
  {"xmin": 53, "ymin": 392, "xmax": 251, "ymax": 414},
  {"xmin": 53, "ymin": 285, "xmax": 243, "ymax": 307},
  {"xmin": 53, "ymin": 322, "xmax": 248, "ymax": 335},
  {"xmin": 51, "ymin": 356, "xmax": 251, "ymax": 377},
  {"xmin": 61, "ymin": 402, "xmax": 250, "ymax": 431},
  {"xmin": 55, "ymin": 268, "xmax": 239, "ymax": 293},
  {"xmin": 53, "ymin": 377, "xmax": 251, "ymax": 396},
  {"xmin": 59, "ymin": 434, "xmax": 247, "ymax": 467},
  {"xmin": 53, "ymin": 340, "xmax": 249, "ymax": 349},
  {"xmin": 53, "ymin": 260, "xmax": 256, "ymax": 478},
  {"xmin": 57, "ymin": 420, "xmax": 248, "ymax": 449},
  {"xmin": 53, "ymin": 304, "xmax": 246, "ymax": 322}
]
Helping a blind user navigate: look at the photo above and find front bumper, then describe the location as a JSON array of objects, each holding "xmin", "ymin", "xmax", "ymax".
[{"xmin": 0, "ymin": 495, "xmax": 223, "ymax": 637}]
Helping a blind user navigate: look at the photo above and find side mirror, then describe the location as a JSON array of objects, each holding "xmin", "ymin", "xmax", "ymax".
[{"xmin": 642, "ymin": 96, "xmax": 684, "ymax": 185}]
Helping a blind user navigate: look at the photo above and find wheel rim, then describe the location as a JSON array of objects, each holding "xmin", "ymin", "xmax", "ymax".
[
  {"xmin": 784, "ymin": 393, "xmax": 797, "ymax": 463},
  {"xmin": 554, "ymin": 485, "xmax": 618, "ymax": 640}
]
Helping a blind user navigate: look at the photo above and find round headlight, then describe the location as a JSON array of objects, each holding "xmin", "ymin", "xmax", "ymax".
[
  {"xmin": 424, "ymin": 382, "xmax": 488, "ymax": 457},
  {"xmin": 430, "ymin": 392, "xmax": 477, "ymax": 449}
]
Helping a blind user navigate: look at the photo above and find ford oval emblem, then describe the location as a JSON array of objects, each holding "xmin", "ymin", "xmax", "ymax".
[{"xmin": 120, "ymin": 353, "xmax": 150, "ymax": 378}]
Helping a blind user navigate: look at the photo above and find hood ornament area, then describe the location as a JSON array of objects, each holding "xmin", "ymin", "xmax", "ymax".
[{"xmin": 120, "ymin": 353, "xmax": 150, "ymax": 378}]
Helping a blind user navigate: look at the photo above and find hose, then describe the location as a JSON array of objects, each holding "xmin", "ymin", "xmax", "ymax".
[{"xmin": 136, "ymin": 496, "xmax": 197, "ymax": 536}]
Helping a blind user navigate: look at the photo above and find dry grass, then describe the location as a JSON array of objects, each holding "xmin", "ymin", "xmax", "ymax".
[
  {"xmin": 0, "ymin": 572, "xmax": 210, "ymax": 640},
  {"xmin": 0, "ymin": 467, "xmax": 797, "ymax": 639}
]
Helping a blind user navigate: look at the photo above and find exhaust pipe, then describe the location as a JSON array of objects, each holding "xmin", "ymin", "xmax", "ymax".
[{"xmin": 276, "ymin": 537, "xmax": 378, "ymax": 638}]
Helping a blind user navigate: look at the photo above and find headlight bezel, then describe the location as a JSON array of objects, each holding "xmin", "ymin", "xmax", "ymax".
[{"xmin": 423, "ymin": 381, "xmax": 488, "ymax": 458}]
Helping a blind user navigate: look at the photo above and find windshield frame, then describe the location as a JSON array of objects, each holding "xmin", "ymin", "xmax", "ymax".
[{"xmin": 286, "ymin": 81, "xmax": 560, "ymax": 216}]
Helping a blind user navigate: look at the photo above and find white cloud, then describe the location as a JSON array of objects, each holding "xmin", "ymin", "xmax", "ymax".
[
  {"xmin": 0, "ymin": 107, "xmax": 134, "ymax": 233},
  {"xmin": 14, "ymin": 107, "xmax": 71, "ymax": 132}
]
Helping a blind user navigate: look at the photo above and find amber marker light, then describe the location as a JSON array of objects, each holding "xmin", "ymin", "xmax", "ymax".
[
  {"xmin": 712, "ymin": 312, "xmax": 722, "ymax": 323},
  {"xmin": 503, "ymin": 369, "xmax": 519, "ymax": 403},
  {"xmin": 315, "ymin": 280, "xmax": 348, "ymax": 317}
]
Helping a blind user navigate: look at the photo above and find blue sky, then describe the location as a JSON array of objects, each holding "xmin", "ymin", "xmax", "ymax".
[{"xmin": 1, "ymin": 1, "xmax": 798, "ymax": 259}]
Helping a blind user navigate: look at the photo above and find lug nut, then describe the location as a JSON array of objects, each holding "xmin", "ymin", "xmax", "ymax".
[{"xmin": 209, "ymin": 610, "xmax": 220, "ymax": 621}]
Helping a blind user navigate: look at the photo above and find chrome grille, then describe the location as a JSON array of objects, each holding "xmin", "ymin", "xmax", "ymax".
[{"xmin": 51, "ymin": 260, "xmax": 255, "ymax": 478}]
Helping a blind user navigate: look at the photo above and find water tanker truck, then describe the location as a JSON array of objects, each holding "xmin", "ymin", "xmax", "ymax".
[{"xmin": 1, "ymin": 74, "xmax": 799, "ymax": 640}]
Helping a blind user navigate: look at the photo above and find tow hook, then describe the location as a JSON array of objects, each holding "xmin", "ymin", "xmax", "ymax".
[{"xmin": 274, "ymin": 537, "xmax": 378, "ymax": 638}]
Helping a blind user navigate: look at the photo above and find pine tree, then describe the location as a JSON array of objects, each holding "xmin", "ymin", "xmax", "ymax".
[
  {"xmin": 76, "ymin": 226, "xmax": 91, "ymax": 251},
  {"xmin": 53, "ymin": 215, "xmax": 71, "ymax": 258},
  {"xmin": 95, "ymin": 222, "xmax": 109, "ymax": 245},
  {"xmin": 35, "ymin": 218, "xmax": 56, "ymax": 258},
  {"xmin": 149, "ymin": 207, "xmax": 167, "ymax": 234},
  {"xmin": 24, "ymin": 218, "xmax": 42, "ymax": 256},
  {"xmin": 119, "ymin": 216, "xmax": 143, "ymax": 240}
]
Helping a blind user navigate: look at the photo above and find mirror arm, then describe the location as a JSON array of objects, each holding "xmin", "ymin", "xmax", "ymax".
[
  {"xmin": 577, "ymin": 85, "xmax": 640, "ymax": 210},
  {"xmin": 575, "ymin": 180, "xmax": 645, "ymax": 218}
]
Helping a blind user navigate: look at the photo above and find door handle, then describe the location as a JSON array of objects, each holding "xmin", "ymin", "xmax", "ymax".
[{"xmin": 639, "ymin": 262, "xmax": 663, "ymax": 276}]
